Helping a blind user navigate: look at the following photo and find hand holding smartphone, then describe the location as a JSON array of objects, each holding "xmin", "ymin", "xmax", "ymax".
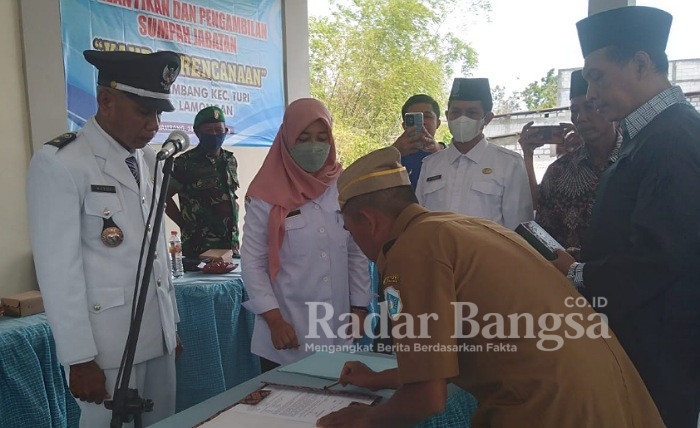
[
  {"xmin": 404, "ymin": 112, "xmax": 424, "ymax": 137},
  {"xmin": 527, "ymin": 125, "xmax": 564, "ymax": 145}
]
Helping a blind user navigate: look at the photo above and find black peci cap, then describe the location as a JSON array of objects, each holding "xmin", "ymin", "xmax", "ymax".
[
  {"xmin": 449, "ymin": 78, "xmax": 492, "ymax": 112},
  {"xmin": 84, "ymin": 49, "xmax": 181, "ymax": 112},
  {"xmin": 576, "ymin": 6, "xmax": 672, "ymax": 58}
]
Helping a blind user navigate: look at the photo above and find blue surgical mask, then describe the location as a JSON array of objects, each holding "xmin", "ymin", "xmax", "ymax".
[
  {"xmin": 198, "ymin": 134, "xmax": 226, "ymax": 151},
  {"xmin": 289, "ymin": 142, "xmax": 331, "ymax": 172}
]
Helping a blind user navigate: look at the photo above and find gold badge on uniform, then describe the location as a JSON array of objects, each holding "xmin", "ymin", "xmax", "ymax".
[
  {"xmin": 101, "ymin": 218, "xmax": 124, "ymax": 247},
  {"xmin": 383, "ymin": 274, "xmax": 399, "ymax": 286},
  {"xmin": 482, "ymin": 167, "xmax": 493, "ymax": 175}
]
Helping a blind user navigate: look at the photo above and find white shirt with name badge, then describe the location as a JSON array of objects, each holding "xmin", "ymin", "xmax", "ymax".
[
  {"xmin": 416, "ymin": 138, "xmax": 534, "ymax": 229},
  {"xmin": 241, "ymin": 180, "xmax": 371, "ymax": 365}
]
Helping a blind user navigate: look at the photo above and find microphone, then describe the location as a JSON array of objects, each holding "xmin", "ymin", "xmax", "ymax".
[{"xmin": 157, "ymin": 130, "xmax": 190, "ymax": 160}]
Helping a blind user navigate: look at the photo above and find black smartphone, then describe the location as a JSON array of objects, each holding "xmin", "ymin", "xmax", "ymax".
[{"xmin": 529, "ymin": 125, "xmax": 564, "ymax": 144}]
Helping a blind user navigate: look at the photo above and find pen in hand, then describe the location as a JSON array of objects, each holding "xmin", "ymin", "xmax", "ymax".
[{"xmin": 324, "ymin": 380, "xmax": 340, "ymax": 390}]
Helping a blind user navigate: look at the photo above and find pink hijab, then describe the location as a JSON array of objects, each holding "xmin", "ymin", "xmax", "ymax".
[{"xmin": 247, "ymin": 98, "xmax": 342, "ymax": 282}]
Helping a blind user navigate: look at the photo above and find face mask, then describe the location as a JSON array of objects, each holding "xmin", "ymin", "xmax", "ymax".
[
  {"xmin": 198, "ymin": 133, "xmax": 226, "ymax": 151},
  {"xmin": 289, "ymin": 142, "xmax": 331, "ymax": 173},
  {"xmin": 448, "ymin": 116, "xmax": 483, "ymax": 143}
]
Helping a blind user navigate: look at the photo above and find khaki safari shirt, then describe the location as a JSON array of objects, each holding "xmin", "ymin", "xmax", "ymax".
[
  {"xmin": 376, "ymin": 204, "xmax": 663, "ymax": 427},
  {"xmin": 170, "ymin": 147, "xmax": 239, "ymax": 258}
]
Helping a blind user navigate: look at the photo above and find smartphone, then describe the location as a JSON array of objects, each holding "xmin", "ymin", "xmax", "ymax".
[
  {"xmin": 404, "ymin": 112, "xmax": 424, "ymax": 137},
  {"xmin": 529, "ymin": 125, "xmax": 563, "ymax": 144},
  {"xmin": 515, "ymin": 221, "xmax": 564, "ymax": 261}
]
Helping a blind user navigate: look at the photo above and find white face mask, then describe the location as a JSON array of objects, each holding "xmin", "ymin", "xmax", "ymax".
[{"xmin": 448, "ymin": 116, "xmax": 483, "ymax": 143}]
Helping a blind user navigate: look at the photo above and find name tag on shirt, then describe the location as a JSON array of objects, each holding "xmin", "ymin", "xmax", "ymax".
[
  {"xmin": 91, "ymin": 185, "xmax": 116, "ymax": 193},
  {"xmin": 426, "ymin": 174, "xmax": 442, "ymax": 182}
]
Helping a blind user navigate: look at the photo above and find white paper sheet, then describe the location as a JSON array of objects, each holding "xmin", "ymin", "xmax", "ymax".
[{"xmin": 199, "ymin": 385, "xmax": 375, "ymax": 428}]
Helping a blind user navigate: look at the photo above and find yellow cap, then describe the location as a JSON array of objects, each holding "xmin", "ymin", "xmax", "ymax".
[{"xmin": 337, "ymin": 147, "xmax": 410, "ymax": 209}]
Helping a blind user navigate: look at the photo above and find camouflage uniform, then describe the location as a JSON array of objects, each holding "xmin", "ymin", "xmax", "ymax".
[{"xmin": 170, "ymin": 147, "xmax": 239, "ymax": 258}]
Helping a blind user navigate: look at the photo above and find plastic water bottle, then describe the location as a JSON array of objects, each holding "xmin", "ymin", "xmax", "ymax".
[{"xmin": 169, "ymin": 231, "xmax": 184, "ymax": 278}]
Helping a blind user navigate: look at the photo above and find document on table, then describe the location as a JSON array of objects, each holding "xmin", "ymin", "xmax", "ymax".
[
  {"xmin": 278, "ymin": 351, "xmax": 397, "ymax": 380},
  {"xmin": 198, "ymin": 384, "xmax": 378, "ymax": 427}
]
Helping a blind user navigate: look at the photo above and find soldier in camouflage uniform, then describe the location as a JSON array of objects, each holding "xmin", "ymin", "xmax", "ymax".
[{"xmin": 166, "ymin": 106, "xmax": 240, "ymax": 258}]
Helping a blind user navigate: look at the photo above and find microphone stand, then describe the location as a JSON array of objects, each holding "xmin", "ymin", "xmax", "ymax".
[{"xmin": 105, "ymin": 155, "xmax": 175, "ymax": 428}]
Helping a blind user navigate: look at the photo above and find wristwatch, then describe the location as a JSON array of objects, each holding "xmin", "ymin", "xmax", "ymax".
[{"xmin": 566, "ymin": 262, "xmax": 585, "ymax": 289}]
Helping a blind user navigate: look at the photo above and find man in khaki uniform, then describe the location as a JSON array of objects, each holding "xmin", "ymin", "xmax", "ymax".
[{"xmin": 317, "ymin": 146, "xmax": 663, "ymax": 428}]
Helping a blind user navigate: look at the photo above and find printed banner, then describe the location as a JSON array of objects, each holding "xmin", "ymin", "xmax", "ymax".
[{"xmin": 60, "ymin": 0, "xmax": 284, "ymax": 146}]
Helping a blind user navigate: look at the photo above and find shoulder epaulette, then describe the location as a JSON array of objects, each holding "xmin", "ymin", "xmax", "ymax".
[{"xmin": 45, "ymin": 132, "xmax": 77, "ymax": 149}]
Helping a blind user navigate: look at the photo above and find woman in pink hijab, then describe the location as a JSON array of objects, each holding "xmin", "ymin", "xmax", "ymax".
[{"xmin": 241, "ymin": 98, "xmax": 371, "ymax": 370}]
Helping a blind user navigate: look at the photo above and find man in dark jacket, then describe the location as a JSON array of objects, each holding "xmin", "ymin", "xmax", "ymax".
[{"xmin": 552, "ymin": 6, "xmax": 700, "ymax": 427}]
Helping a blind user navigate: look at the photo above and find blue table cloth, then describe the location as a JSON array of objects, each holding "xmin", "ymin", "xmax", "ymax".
[
  {"xmin": 0, "ymin": 314, "xmax": 80, "ymax": 428},
  {"xmin": 173, "ymin": 272, "xmax": 260, "ymax": 411},
  {"xmin": 0, "ymin": 272, "xmax": 259, "ymax": 427}
]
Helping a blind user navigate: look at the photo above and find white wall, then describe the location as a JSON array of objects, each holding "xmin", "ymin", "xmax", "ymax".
[
  {"xmin": 0, "ymin": 0, "xmax": 37, "ymax": 296},
  {"xmin": 283, "ymin": 0, "xmax": 311, "ymax": 102},
  {"xmin": 227, "ymin": 146, "xmax": 269, "ymax": 241},
  {"xmin": 20, "ymin": 0, "xmax": 67, "ymax": 152}
]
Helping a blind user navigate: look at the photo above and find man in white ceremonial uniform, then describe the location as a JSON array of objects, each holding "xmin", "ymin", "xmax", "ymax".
[
  {"xmin": 27, "ymin": 50, "xmax": 182, "ymax": 427},
  {"xmin": 416, "ymin": 78, "xmax": 533, "ymax": 229}
]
